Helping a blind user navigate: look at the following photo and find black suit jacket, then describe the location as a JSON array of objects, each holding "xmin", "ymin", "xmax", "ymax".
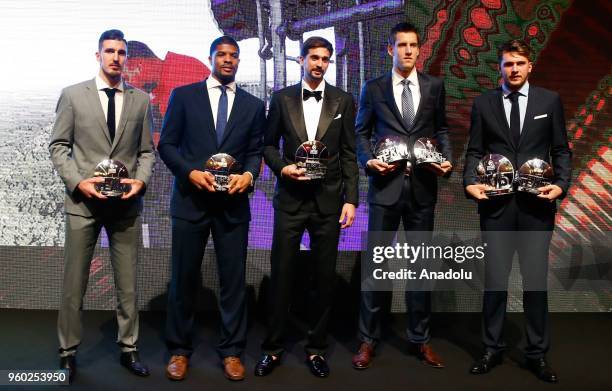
[
  {"xmin": 463, "ymin": 85, "xmax": 572, "ymax": 217},
  {"xmin": 158, "ymin": 80, "xmax": 265, "ymax": 223},
  {"xmin": 356, "ymin": 71, "xmax": 452, "ymax": 207},
  {"xmin": 263, "ymin": 83, "xmax": 359, "ymax": 214}
]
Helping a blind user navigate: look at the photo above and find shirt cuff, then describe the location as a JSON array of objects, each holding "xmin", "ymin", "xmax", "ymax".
[{"xmin": 244, "ymin": 171, "xmax": 254, "ymax": 186}]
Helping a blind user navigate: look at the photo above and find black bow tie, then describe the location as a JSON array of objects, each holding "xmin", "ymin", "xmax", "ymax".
[{"xmin": 303, "ymin": 89, "xmax": 322, "ymax": 102}]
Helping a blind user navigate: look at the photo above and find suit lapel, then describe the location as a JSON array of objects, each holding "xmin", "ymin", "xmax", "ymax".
[
  {"xmin": 110, "ymin": 84, "xmax": 133, "ymax": 154},
  {"xmin": 315, "ymin": 84, "xmax": 341, "ymax": 141},
  {"xmin": 218, "ymin": 87, "xmax": 245, "ymax": 148},
  {"xmin": 284, "ymin": 84, "xmax": 308, "ymax": 143},
  {"xmin": 410, "ymin": 72, "xmax": 430, "ymax": 134},
  {"xmin": 519, "ymin": 86, "xmax": 537, "ymax": 149},
  {"xmin": 489, "ymin": 88, "xmax": 516, "ymax": 150},
  {"xmin": 84, "ymin": 79, "xmax": 112, "ymax": 146},
  {"xmin": 382, "ymin": 73, "xmax": 409, "ymax": 133}
]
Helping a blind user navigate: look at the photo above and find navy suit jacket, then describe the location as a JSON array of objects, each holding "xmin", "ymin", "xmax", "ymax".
[
  {"xmin": 463, "ymin": 85, "xmax": 572, "ymax": 217},
  {"xmin": 356, "ymin": 71, "xmax": 452, "ymax": 207},
  {"xmin": 158, "ymin": 80, "xmax": 265, "ymax": 223}
]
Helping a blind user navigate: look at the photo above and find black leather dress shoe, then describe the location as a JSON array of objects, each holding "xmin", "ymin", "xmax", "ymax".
[
  {"xmin": 306, "ymin": 355, "xmax": 329, "ymax": 378},
  {"xmin": 120, "ymin": 351, "xmax": 150, "ymax": 377},
  {"xmin": 470, "ymin": 351, "xmax": 503, "ymax": 374},
  {"xmin": 526, "ymin": 357, "xmax": 558, "ymax": 383},
  {"xmin": 254, "ymin": 354, "xmax": 280, "ymax": 376},
  {"xmin": 59, "ymin": 355, "xmax": 76, "ymax": 384}
]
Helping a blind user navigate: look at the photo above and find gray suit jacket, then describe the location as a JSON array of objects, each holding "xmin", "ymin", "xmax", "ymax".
[{"xmin": 49, "ymin": 78, "xmax": 155, "ymax": 217}]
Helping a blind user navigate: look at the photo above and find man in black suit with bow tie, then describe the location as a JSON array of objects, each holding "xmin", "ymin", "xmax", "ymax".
[
  {"xmin": 464, "ymin": 39, "xmax": 571, "ymax": 383},
  {"xmin": 254, "ymin": 36, "xmax": 359, "ymax": 378},
  {"xmin": 353, "ymin": 22, "xmax": 452, "ymax": 370},
  {"xmin": 159, "ymin": 35, "xmax": 265, "ymax": 382}
]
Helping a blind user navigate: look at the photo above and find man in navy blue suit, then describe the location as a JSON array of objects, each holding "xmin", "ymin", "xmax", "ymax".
[
  {"xmin": 353, "ymin": 22, "xmax": 452, "ymax": 370},
  {"xmin": 464, "ymin": 39, "xmax": 571, "ymax": 383},
  {"xmin": 158, "ymin": 35, "xmax": 265, "ymax": 382}
]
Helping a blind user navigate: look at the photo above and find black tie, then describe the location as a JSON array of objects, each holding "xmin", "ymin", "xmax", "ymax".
[
  {"xmin": 103, "ymin": 88, "xmax": 118, "ymax": 142},
  {"xmin": 303, "ymin": 89, "xmax": 322, "ymax": 102},
  {"xmin": 508, "ymin": 91, "xmax": 521, "ymax": 146}
]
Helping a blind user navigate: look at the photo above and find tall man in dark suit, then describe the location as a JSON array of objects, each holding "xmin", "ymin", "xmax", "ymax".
[
  {"xmin": 158, "ymin": 35, "xmax": 265, "ymax": 382},
  {"xmin": 50, "ymin": 29, "xmax": 155, "ymax": 382},
  {"xmin": 353, "ymin": 22, "xmax": 452, "ymax": 370},
  {"xmin": 464, "ymin": 40, "xmax": 571, "ymax": 383},
  {"xmin": 254, "ymin": 36, "xmax": 359, "ymax": 378}
]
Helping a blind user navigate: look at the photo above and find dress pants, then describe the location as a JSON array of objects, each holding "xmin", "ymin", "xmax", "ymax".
[
  {"xmin": 262, "ymin": 198, "xmax": 341, "ymax": 356},
  {"xmin": 165, "ymin": 213, "xmax": 248, "ymax": 358},
  {"xmin": 58, "ymin": 211, "xmax": 140, "ymax": 357},
  {"xmin": 480, "ymin": 194, "xmax": 554, "ymax": 358},
  {"xmin": 359, "ymin": 176, "xmax": 435, "ymax": 346}
]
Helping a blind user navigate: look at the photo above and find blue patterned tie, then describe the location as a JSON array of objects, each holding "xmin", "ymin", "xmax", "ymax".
[
  {"xmin": 401, "ymin": 79, "xmax": 415, "ymax": 129},
  {"xmin": 216, "ymin": 85, "xmax": 228, "ymax": 146}
]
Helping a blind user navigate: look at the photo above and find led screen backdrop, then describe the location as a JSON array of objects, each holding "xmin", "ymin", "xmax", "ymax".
[{"xmin": 0, "ymin": 0, "xmax": 609, "ymax": 311}]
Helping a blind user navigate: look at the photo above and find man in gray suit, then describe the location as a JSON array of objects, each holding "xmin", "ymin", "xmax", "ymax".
[{"xmin": 49, "ymin": 29, "xmax": 155, "ymax": 382}]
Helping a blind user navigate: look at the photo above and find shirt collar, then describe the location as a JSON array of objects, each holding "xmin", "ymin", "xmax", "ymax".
[
  {"xmin": 207, "ymin": 75, "xmax": 236, "ymax": 93},
  {"xmin": 95, "ymin": 74, "xmax": 124, "ymax": 92},
  {"xmin": 302, "ymin": 79, "xmax": 326, "ymax": 93},
  {"xmin": 502, "ymin": 81, "xmax": 529, "ymax": 98},
  {"xmin": 392, "ymin": 67, "xmax": 419, "ymax": 87}
]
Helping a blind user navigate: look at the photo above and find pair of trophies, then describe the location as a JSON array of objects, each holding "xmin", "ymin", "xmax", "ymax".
[
  {"xmin": 475, "ymin": 154, "xmax": 554, "ymax": 196},
  {"xmin": 373, "ymin": 135, "xmax": 446, "ymax": 174}
]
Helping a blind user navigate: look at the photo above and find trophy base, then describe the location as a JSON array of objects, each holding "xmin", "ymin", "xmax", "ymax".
[
  {"xmin": 484, "ymin": 188, "xmax": 514, "ymax": 197},
  {"xmin": 517, "ymin": 186, "xmax": 541, "ymax": 195},
  {"xmin": 416, "ymin": 158, "xmax": 445, "ymax": 165},
  {"xmin": 95, "ymin": 179, "xmax": 130, "ymax": 198},
  {"xmin": 213, "ymin": 175, "xmax": 230, "ymax": 191}
]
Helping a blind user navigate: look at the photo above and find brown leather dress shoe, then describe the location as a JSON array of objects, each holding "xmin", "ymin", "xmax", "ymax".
[
  {"xmin": 166, "ymin": 355, "xmax": 189, "ymax": 381},
  {"xmin": 352, "ymin": 342, "xmax": 375, "ymax": 370},
  {"xmin": 411, "ymin": 343, "xmax": 445, "ymax": 368},
  {"xmin": 223, "ymin": 356, "xmax": 245, "ymax": 381}
]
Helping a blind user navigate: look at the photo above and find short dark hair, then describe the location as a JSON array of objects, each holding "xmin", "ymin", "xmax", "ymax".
[
  {"xmin": 210, "ymin": 35, "xmax": 240, "ymax": 57},
  {"xmin": 389, "ymin": 22, "xmax": 421, "ymax": 46},
  {"xmin": 300, "ymin": 36, "xmax": 334, "ymax": 58},
  {"xmin": 498, "ymin": 39, "xmax": 532, "ymax": 62},
  {"xmin": 98, "ymin": 29, "xmax": 127, "ymax": 50}
]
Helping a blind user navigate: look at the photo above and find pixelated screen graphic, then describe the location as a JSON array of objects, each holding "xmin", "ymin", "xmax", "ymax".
[{"xmin": 0, "ymin": 0, "xmax": 609, "ymax": 311}]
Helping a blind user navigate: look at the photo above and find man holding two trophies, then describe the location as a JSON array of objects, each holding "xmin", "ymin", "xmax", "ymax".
[
  {"xmin": 49, "ymin": 29, "xmax": 155, "ymax": 382},
  {"xmin": 255, "ymin": 36, "xmax": 359, "ymax": 378},
  {"xmin": 463, "ymin": 39, "xmax": 572, "ymax": 382}
]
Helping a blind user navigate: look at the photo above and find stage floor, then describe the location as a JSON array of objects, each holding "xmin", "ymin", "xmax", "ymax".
[{"xmin": 0, "ymin": 310, "xmax": 610, "ymax": 390}]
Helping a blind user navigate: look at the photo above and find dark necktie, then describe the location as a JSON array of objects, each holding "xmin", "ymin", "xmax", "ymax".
[
  {"xmin": 401, "ymin": 79, "xmax": 415, "ymax": 129},
  {"xmin": 508, "ymin": 91, "xmax": 521, "ymax": 146},
  {"xmin": 216, "ymin": 85, "xmax": 228, "ymax": 146},
  {"xmin": 102, "ymin": 88, "xmax": 117, "ymax": 142},
  {"xmin": 303, "ymin": 89, "xmax": 322, "ymax": 102}
]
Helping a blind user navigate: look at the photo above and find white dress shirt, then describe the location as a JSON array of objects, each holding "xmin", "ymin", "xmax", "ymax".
[
  {"xmin": 392, "ymin": 67, "xmax": 421, "ymax": 119},
  {"xmin": 502, "ymin": 81, "xmax": 529, "ymax": 133},
  {"xmin": 302, "ymin": 79, "xmax": 326, "ymax": 141},
  {"xmin": 95, "ymin": 74, "xmax": 124, "ymax": 131},
  {"xmin": 207, "ymin": 76, "xmax": 236, "ymax": 127}
]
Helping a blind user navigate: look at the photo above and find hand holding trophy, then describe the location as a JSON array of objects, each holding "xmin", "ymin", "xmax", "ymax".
[{"xmin": 93, "ymin": 159, "xmax": 131, "ymax": 198}]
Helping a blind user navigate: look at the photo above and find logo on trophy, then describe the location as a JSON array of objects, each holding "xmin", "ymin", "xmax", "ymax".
[
  {"xmin": 476, "ymin": 154, "xmax": 515, "ymax": 196},
  {"xmin": 295, "ymin": 140, "xmax": 329, "ymax": 180},
  {"xmin": 413, "ymin": 137, "xmax": 445, "ymax": 165},
  {"xmin": 204, "ymin": 153, "xmax": 242, "ymax": 191},
  {"xmin": 374, "ymin": 135, "xmax": 412, "ymax": 175},
  {"xmin": 516, "ymin": 158, "xmax": 554, "ymax": 194},
  {"xmin": 93, "ymin": 159, "xmax": 131, "ymax": 197}
]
